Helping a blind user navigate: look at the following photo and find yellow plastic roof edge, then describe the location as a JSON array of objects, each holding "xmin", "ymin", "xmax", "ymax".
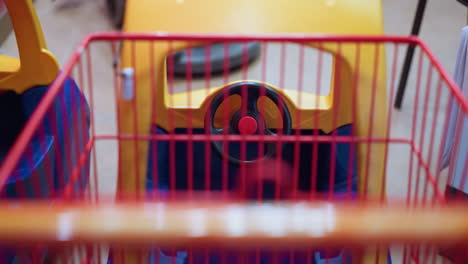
[{"xmin": 0, "ymin": 0, "xmax": 59, "ymax": 93}]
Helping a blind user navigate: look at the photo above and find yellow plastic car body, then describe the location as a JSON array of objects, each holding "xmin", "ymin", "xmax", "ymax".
[{"xmin": 117, "ymin": 1, "xmax": 388, "ymax": 263}]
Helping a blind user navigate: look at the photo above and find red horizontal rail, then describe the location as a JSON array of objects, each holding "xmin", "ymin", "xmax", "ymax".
[{"xmin": 95, "ymin": 134, "xmax": 412, "ymax": 144}]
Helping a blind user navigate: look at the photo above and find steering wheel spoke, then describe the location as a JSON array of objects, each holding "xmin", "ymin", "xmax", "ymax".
[{"xmin": 241, "ymin": 95, "xmax": 259, "ymax": 115}]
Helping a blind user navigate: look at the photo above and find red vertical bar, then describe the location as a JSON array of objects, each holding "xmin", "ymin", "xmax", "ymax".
[
  {"xmin": 112, "ymin": 40, "xmax": 124, "ymax": 201},
  {"xmin": 31, "ymin": 247, "xmax": 40, "ymax": 264},
  {"xmin": 25, "ymin": 135, "xmax": 40, "ymax": 197},
  {"xmin": 43, "ymin": 54, "xmax": 68, "ymax": 197},
  {"xmin": 58, "ymin": 64, "xmax": 74, "ymax": 198},
  {"xmin": 311, "ymin": 42, "xmax": 324, "ymax": 199},
  {"xmin": 429, "ymin": 245, "xmax": 436, "ymax": 264},
  {"xmin": 204, "ymin": 43, "xmax": 212, "ymax": 197},
  {"xmin": 186, "ymin": 41, "xmax": 194, "ymax": 198},
  {"xmin": 307, "ymin": 250, "xmax": 312, "ymax": 264},
  {"xmin": 255, "ymin": 40, "xmax": 267, "ymax": 264},
  {"xmin": 406, "ymin": 50, "xmax": 424, "ymax": 207},
  {"xmin": 381, "ymin": 44, "xmax": 399, "ymax": 201},
  {"xmin": 290, "ymin": 251, "xmax": 295, "ymax": 264},
  {"xmin": 425, "ymin": 78, "xmax": 444, "ymax": 203},
  {"xmin": 70, "ymin": 66, "xmax": 81, "ymax": 198},
  {"xmin": 328, "ymin": 42, "xmax": 342, "ymax": 200},
  {"xmin": 130, "ymin": 40, "xmax": 140, "ymax": 199},
  {"xmin": 421, "ymin": 245, "xmax": 432, "ymax": 264},
  {"xmin": 273, "ymin": 251, "xmax": 279, "ymax": 264},
  {"xmin": 374, "ymin": 244, "xmax": 380, "ymax": 264},
  {"xmin": 221, "ymin": 249, "xmax": 227, "ymax": 264},
  {"xmin": 97, "ymin": 244, "xmax": 102, "ymax": 264},
  {"xmin": 205, "ymin": 248, "xmax": 210, "ymax": 264},
  {"xmin": 293, "ymin": 42, "xmax": 305, "ymax": 200},
  {"xmin": 347, "ymin": 43, "xmax": 360, "ymax": 197},
  {"xmin": 171, "ymin": 249, "xmax": 176, "ymax": 264},
  {"xmin": 138, "ymin": 248, "xmax": 143, "ymax": 264},
  {"xmin": 78, "ymin": 54, "xmax": 94, "ymax": 202},
  {"xmin": 80, "ymin": 245, "xmax": 87, "ymax": 263},
  {"xmin": 414, "ymin": 62, "xmax": 433, "ymax": 206},
  {"xmin": 74, "ymin": 57, "xmax": 86, "ymax": 200},
  {"xmin": 402, "ymin": 245, "xmax": 409, "ymax": 264},
  {"xmin": 46, "ymin": 76, "xmax": 64, "ymax": 199},
  {"xmin": 239, "ymin": 41, "xmax": 249, "ymax": 198},
  {"xmin": 258, "ymin": 42, "xmax": 267, "ymax": 201},
  {"xmin": 222, "ymin": 42, "xmax": 230, "ymax": 199},
  {"xmin": 33, "ymin": 92, "xmax": 54, "ymax": 198},
  {"xmin": 188, "ymin": 247, "xmax": 193, "ymax": 264},
  {"xmin": 363, "ymin": 43, "xmax": 380, "ymax": 197},
  {"xmin": 149, "ymin": 40, "xmax": 159, "ymax": 197},
  {"xmin": 85, "ymin": 244, "xmax": 93, "ymax": 264},
  {"xmin": 275, "ymin": 41, "xmax": 286, "ymax": 201},
  {"xmin": 168, "ymin": 41, "xmax": 176, "ymax": 199}
]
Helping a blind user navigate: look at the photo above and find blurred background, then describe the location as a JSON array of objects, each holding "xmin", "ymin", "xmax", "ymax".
[{"xmin": 0, "ymin": 0, "xmax": 466, "ymax": 76}]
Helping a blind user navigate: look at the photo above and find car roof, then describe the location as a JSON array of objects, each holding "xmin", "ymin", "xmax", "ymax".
[{"xmin": 123, "ymin": 0, "xmax": 384, "ymax": 35}]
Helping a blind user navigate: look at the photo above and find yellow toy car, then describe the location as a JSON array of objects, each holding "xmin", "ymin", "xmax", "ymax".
[{"xmin": 113, "ymin": 0, "xmax": 389, "ymax": 263}]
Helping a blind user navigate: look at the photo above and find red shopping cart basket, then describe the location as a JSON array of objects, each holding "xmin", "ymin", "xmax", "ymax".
[{"xmin": 0, "ymin": 33, "xmax": 466, "ymax": 264}]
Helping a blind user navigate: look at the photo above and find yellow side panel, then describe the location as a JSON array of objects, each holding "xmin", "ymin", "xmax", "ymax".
[{"xmin": 0, "ymin": 55, "xmax": 20, "ymax": 79}]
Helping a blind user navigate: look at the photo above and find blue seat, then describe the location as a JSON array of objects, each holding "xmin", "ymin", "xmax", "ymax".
[{"xmin": 0, "ymin": 77, "xmax": 90, "ymax": 262}]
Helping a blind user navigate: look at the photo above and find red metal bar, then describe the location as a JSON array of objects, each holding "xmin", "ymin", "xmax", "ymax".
[
  {"xmin": 85, "ymin": 45, "xmax": 97, "ymax": 201},
  {"xmin": 113, "ymin": 40, "xmax": 124, "ymax": 201},
  {"xmin": 130, "ymin": 40, "xmax": 141, "ymax": 199},
  {"xmin": 168, "ymin": 41, "xmax": 176, "ymax": 199},
  {"xmin": 424, "ymin": 78, "xmax": 444, "ymax": 205},
  {"xmin": 310, "ymin": 42, "xmax": 324, "ymax": 199},
  {"xmin": 434, "ymin": 89, "xmax": 456, "ymax": 204},
  {"xmin": 409, "ymin": 142, "xmax": 444, "ymax": 201},
  {"xmin": 258, "ymin": 41, "xmax": 267, "ymax": 201},
  {"xmin": 204, "ymin": 42, "xmax": 212, "ymax": 197},
  {"xmin": 222, "ymin": 42, "xmax": 230, "ymax": 199},
  {"xmin": 348, "ymin": 43, "xmax": 360, "ymax": 196},
  {"xmin": 363, "ymin": 43, "xmax": 381, "ymax": 196},
  {"xmin": 328, "ymin": 42, "xmax": 342, "ymax": 199},
  {"xmin": 293, "ymin": 42, "xmax": 305, "ymax": 199},
  {"xmin": 94, "ymin": 134, "xmax": 413, "ymax": 144},
  {"xmin": 186, "ymin": 41, "xmax": 194, "ymax": 198},
  {"xmin": 382, "ymin": 44, "xmax": 399, "ymax": 201},
  {"xmin": 414, "ymin": 59, "xmax": 433, "ymax": 206},
  {"xmin": 240, "ymin": 41, "xmax": 249, "ymax": 198},
  {"xmin": 63, "ymin": 138, "xmax": 95, "ymax": 198},
  {"xmin": 276, "ymin": 42, "xmax": 287, "ymax": 201},
  {"xmin": 407, "ymin": 50, "xmax": 424, "ymax": 207},
  {"xmin": 149, "ymin": 41, "xmax": 159, "ymax": 196}
]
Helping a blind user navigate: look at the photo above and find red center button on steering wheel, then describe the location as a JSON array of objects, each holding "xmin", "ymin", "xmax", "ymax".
[{"xmin": 238, "ymin": 116, "xmax": 258, "ymax": 135}]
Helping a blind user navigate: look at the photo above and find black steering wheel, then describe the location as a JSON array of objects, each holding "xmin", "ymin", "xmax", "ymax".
[{"xmin": 204, "ymin": 82, "xmax": 292, "ymax": 165}]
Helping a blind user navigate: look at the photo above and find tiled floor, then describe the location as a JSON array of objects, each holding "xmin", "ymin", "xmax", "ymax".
[{"xmin": 0, "ymin": 0, "xmax": 466, "ymax": 263}]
